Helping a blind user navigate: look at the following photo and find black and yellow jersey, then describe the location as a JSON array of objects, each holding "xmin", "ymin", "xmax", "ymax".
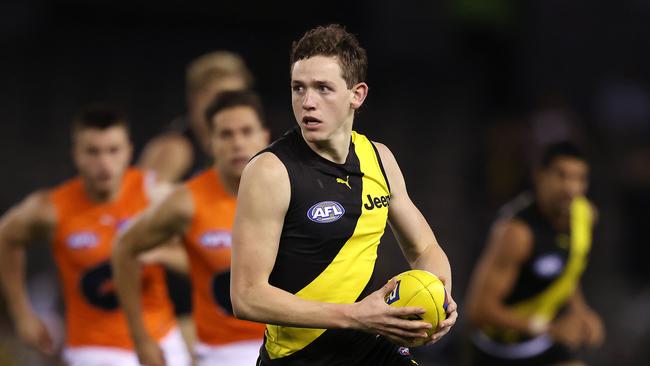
[
  {"xmin": 479, "ymin": 193, "xmax": 593, "ymax": 346},
  {"xmin": 256, "ymin": 127, "xmax": 409, "ymax": 365}
]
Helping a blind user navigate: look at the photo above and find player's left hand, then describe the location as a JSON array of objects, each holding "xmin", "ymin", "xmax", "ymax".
[
  {"xmin": 580, "ymin": 309, "xmax": 605, "ymax": 348},
  {"xmin": 424, "ymin": 293, "xmax": 457, "ymax": 346}
]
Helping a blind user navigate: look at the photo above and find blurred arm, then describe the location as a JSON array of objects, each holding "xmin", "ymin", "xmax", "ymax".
[
  {"xmin": 0, "ymin": 191, "xmax": 56, "ymax": 354},
  {"xmin": 465, "ymin": 219, "xmax": 536, "ymax": 334},
  {"xmin": 138, "ymin": 134, "xmax": 193, "ymax": 182},
  {"xmin": 112, "ymin": 185, "xmax": 193, "ymax": 344}
]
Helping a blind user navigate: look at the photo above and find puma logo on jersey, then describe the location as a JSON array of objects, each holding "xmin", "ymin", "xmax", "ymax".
[
  {"xmin": 336, "ymin": 176, "xmax": 351, "ymax": 189},
  {"xmin": 364, "ymin": 194, "xmax": 390, "ymax": 210}
]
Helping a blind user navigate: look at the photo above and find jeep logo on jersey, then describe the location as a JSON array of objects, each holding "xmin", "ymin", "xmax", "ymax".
[
  {"xmin": 200, "ymin": 230, "xmax": 232, "ymax": 249},
  {"xmin": 66, "ymin": 232, "xmax": 98, "ymax": 249},
  {"xmin": 307, "ymin": 201, "xmax": 345, "ymax": 223},
  {"xmin": 363, "ymin": 194, "xmax": 391, "ymax": 210}
]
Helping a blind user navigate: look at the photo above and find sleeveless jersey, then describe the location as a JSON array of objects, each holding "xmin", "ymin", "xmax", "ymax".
[
  {"xmin": 49, "ymin": 168, "xmax": 176, "ymax": 349},
  {"xmin": 258, "ymin": 127, "xmax": 392, "ymax": 365},
  {"xmin": 485, "ymin": 193, "xmax": 593, "ymax": 343},
  {"xmin": 183, "ymin": 169, "xmax": 265, "ymax": 345}
]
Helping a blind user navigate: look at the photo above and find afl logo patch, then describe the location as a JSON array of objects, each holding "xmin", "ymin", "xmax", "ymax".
[
  {"xmin": 533, "ymin": 254, "xmax": 565, "ymax": 278},
  {"xmin": 307, "ymin": 201, "xmax": 345, "ymax": 223},
  {"xmin": 67, "ymin": 232, "xmax": 98, "ymax": 249},
  {"xmin": 199, "ymin": 230, "xmax": 232, "ymax": 249}
]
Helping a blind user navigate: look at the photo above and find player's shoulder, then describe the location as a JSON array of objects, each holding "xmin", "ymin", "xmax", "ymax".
[
  {"xmin": 245, "ymin": 152, "xmax": 289, "ymax": 182},
  {"xmin": 489, "ymin": 217, "xmax": 534, "ymax": 260},
  {"xmin": 10, "ymin": 189, "xmax": 57, "ymax": 228}
]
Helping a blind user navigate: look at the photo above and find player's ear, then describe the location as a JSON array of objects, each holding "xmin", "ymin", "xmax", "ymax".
[{"xmin": 350, "ymin": 82, "xmax": 368, "ymax": 110}]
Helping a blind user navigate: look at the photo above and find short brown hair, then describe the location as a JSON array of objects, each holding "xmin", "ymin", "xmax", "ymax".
[
  {"xmin": 186, "ymin": 51, "xmax": 254, "ymax": 95},
  {"xmin": 290, "ymin": 24, "xmax": 367, "ymax": 88},
  {"xmin": 71, "ymin": 104, "xmax": 129, "ymax": 138},
  {"xmin": 205, "ymin": 90, "xmax": 266, "ymax": 130}
]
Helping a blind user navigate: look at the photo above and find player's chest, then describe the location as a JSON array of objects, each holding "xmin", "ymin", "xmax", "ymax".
[
  {"xmin": 55, "ymin": 209, "xmax": 139, "ymax": 266},
  {"xmin": 186, "ymin": 207, "xmax": 234, "ymax": 271}
]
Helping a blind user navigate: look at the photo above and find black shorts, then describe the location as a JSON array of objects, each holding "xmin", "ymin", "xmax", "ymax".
[
  {"xmin": 466, "ymin": 337, "xmax": 575, "ymax": 366},
  {"xmin": 257, "ymin": 333, "xmax": 418, "ymax": 366}
]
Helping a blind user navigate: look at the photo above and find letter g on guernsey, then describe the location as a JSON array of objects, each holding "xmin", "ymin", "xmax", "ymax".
[{"xmin": 307, "ymin": 201, "xmax": 345, "ymax": 223}]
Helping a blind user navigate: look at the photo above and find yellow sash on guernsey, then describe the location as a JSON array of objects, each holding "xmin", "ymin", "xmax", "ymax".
[
  {"xmin": 264, "ymin": 131, "xmax": 390, "ymax": 359},
  {"xmin": 511, "ymin": 196, "xmax": 593, "ymax": 323}
]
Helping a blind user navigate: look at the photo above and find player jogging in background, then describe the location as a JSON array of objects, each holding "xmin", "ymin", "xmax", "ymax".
[
  {"xmin": 230, "ymin": 24, "xmax": 458, "ymax": 365},
  {"xmin": 139, "ymin": 51, "xmax": 255, "ymax": 182},
  {"xmin": 0, "ymin": 105, "xmax": 190, "ymax": 366},
  {"xmin": 113, "ymin": 91, "xmax": 270, "ymax": 366},
  {"xmin": 465, "ymin": 142, "xmax": 605, "ymax": 366}
]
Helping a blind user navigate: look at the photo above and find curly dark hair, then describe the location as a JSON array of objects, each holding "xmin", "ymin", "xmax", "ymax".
[{"xmin": 290, "ymin": 24, "xmax": 368, "ymax": 88}]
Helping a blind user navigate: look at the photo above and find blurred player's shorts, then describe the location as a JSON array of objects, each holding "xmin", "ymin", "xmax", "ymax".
[{"xmin": 63, "ymin": 327, "xmax": 190, "ymax": 366}]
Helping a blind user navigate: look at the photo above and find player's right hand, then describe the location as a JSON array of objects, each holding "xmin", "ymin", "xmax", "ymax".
[
  {"xmin": 135, "ymin": 335, "xmax": 166, "ymax": 366},
  {"xmin": 349, "ymin": 279, "xmax": 432, "ymax": 347},
  {"xmin": 15, "ymin": 312, "xmax": 55, "ymax": 356},
  {"xmin": 549, "ymin": 313, "xmax": 584, "ymax": 350}
]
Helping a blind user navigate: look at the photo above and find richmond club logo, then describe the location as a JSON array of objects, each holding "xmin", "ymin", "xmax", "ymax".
[{"xmin": 307, "ymin": 201, "xmax": 345, "ymax": 223}]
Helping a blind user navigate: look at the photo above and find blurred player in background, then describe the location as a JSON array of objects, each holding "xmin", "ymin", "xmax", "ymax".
[
  {"xmin": 138, "ymin": 51, "xmax": 255, "ymax": 344},
  {"xmin": 139, "ymin": 50, "xmax": 254, "ymax": 182},
  {"xmin": 0, "ymin": 105, "xmax": 190, "ymax": 366},
  {"xmin": 230, "ymin": 24, "xmax": 457, "ymax": 365},
  {"xmin": 465, "ymin": 142, "xmax": 605, "ymax": 365},
  {"xmin": 113, "ymin": 90, "xmax": 269, "ymax": 366}
]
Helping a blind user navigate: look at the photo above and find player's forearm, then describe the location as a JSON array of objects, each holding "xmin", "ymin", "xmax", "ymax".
[
  {"xmin": 411, "ymin": 242, "xmax": 452, "ymax": 292},
  {"xmin": 232, "ymin": 281, "xmax": 354, "ymax": 329},
  {"xmin": 112, "ymin": 240, "xmax": 149, "ymax": 342},
  {"xmin": 0, "ymin": 238, "xmax": 32, "ymax": 320}
]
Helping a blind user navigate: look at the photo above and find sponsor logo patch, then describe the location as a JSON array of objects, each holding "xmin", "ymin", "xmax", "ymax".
[
  {"xmin": 307, "ymin": 201, "xmax": 345, "ymax": 223},
  {"xmin": 199, "ymin": 230, "xmax": 232, "ymax": 249},
  {"xmin": 67, "ymin": 232, "xmax": 98, "ymax": 249},
  {"xmin": 533, "ymin": 254, "xmax": 565, "ymax": 278}
]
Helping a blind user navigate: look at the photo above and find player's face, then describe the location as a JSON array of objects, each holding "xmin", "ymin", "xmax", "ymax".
[
  {"xmin": 73, "ymin": 126, "xmax": 132, "ymax": 198},
  {"xmin": 291, "ymin": 55, "xmax": 366, "ymax": 144},
  {"xmin": 536, "ymin": 156, "xmax": 589, "ymax": 215},
  {"xmin": 210, "ymin": 106, "xmax": 269, "ymax": 178},
  {"xmin": 189, "ymin": 76, "xmax": 247, "ymax": 130}
]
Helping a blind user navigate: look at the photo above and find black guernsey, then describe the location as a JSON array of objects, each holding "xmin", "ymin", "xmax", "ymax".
[{"xmin": 256, "ymin": 127, "xmax": 416, "ymax": 366}]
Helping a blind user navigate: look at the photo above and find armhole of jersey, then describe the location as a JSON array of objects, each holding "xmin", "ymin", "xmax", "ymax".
[{"xmin": 370, "ymin": 142, "xmax": 391, "ymax": 194}]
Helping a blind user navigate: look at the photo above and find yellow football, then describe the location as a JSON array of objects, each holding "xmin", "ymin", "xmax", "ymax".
[{"xmin": 384, "ymin": 270, "xmax": 448, "ymax": 345}]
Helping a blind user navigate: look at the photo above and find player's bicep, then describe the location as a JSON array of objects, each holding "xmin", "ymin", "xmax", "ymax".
[
  {"xmin": 467, "ymin": 220, "xmax": 531, "ymax": 308},
  {"xmin": 118, "ymin": 186, "xmax": 193, "ymax": 254},
  {"xmin": 231, "ymin": 153, "xmax": 290, "ymax": 287},
  {"xmin": 0, "ymin": 191, "xmax": 56, "ymax": 246}
]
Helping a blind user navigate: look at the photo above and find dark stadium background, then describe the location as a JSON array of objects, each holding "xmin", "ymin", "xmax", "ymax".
[{"xmin": 1, "ymin": 1, "xmax": 649, "ymax": 365}]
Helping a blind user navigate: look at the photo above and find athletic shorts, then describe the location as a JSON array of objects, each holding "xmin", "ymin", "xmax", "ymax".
[
  {"xmin": 257, "ymin": 334, "xmax": 419, "ymax": 366},
  {"xmin": 194, "ymin": 339, "xmax": 263, "ymax": 366},
  {"xmin": 467, "ymin": 332, "xmax": 575, "ymax": 366},
  {"xmin": 62, "ymin": 327, "xmax": 191, "ymax": 366}
]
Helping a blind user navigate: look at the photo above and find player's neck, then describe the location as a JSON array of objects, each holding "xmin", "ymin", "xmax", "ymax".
[
  {"xmin": 538, "ymin": 199, "xmax": 570, "ymax": 231},
  {"xmin": 83, "ymin": 182, "xmax": 120, "ymax": 204},
  {"xmin": 189, "ymin": 118, "xmax": 213, "ymax": 155},
  {"xmin": 214, "ymin": 166, "xmax": 239, "ymax": 197},
  {"xmin": 303, "ymin": 121, "xmax": 353, "ymax": 164}
]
